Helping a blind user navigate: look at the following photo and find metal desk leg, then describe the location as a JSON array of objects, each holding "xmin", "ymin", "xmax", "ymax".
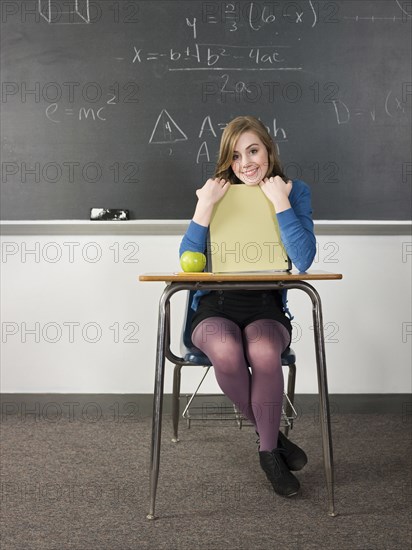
[
  {"xmin": 294, "ymin": 281, "xmax": 337, "ymax": 517},
  {"xmin": 146, "ymin": 288, "xmax": 170, "ymax": 520}
]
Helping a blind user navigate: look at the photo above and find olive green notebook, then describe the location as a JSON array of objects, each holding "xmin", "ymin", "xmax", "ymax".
[{"xmin": 206, "ymin": 185, "xmax": 291, "ymax": 273}]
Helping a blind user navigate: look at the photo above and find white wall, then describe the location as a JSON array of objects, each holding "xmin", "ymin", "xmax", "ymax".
[{"xmin": 1, "ymin": 228, "xmax": 411, "ymax": 394}]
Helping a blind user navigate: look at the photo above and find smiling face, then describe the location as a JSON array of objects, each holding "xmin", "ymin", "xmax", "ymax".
[
  {"xmin": 214, "ymin": 116, "xmax": 286, "ymax": 185},
  {"xmin": 230, "ymin": 131, "xmax": 269, "ymax": 186}
]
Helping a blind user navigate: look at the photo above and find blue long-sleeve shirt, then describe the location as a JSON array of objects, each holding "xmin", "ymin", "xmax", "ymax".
[{"xmin": 179, "ymin": 179, "xmax": 316, "ymax": 318}]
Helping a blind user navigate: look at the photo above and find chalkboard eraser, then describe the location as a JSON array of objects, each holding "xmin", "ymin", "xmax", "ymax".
[{"xmin": 90, "ymin": 208, "xmax": 129, "ymax": 221}]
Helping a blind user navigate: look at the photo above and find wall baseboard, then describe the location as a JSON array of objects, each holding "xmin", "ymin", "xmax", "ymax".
[{"xmin": 1, "ymin": 394, "xmax": 410, "ymax": 422}]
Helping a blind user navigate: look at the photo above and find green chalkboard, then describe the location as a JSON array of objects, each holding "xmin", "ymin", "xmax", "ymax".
[{"xmin": 1, "ymin": 0, "xmax": 411, "ymax": 220}]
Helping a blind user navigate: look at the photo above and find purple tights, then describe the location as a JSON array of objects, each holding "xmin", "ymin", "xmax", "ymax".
[{"xmin": 191, "ymin": 317, "xmax": 290, "ymax": 452}]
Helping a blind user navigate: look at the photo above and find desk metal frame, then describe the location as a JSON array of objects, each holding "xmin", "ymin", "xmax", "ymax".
[{"xmin": 147, "ymin": 280, "xmax": 337, "ymax": 519}]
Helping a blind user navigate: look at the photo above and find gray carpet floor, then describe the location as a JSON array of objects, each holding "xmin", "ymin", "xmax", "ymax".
[{"xmin": 1, "ymin": 412, "xmax": 411, "ymax": 550}]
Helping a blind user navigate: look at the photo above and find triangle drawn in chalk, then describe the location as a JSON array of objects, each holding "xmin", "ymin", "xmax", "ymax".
[{"xmin": 149, "ymin": 109, "xmax": 188, "ymax": 144}]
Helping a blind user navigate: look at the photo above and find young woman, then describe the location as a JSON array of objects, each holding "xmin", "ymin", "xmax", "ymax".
[{"xmin": 179, "ymin": 116, "xmax": 316, "ymax": 497}]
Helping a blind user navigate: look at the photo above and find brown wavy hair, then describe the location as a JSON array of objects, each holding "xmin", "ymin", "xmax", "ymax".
[{"xmin": 214, "ymin": 116, "xmax": 286, "ymax": 184}]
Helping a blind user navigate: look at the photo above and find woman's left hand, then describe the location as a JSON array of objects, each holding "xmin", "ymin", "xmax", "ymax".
[{"xmin": 259, "ymin": 176, "xmax": 292, "ymax": 211}]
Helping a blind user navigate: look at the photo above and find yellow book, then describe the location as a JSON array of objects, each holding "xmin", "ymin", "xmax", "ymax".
[{"xmin": 207, "ymin": 185, "xmax": 291, "ymax": 273}]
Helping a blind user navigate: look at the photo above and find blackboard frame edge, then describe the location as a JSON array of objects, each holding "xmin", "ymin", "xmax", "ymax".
[{"xmin": 0, "ymin": 221, "xmax": 411, "ymax": 236}]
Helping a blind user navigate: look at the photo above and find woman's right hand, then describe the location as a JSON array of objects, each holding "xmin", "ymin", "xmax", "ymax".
[
  {"xmin": 192, "ymin": 178, "xmax": 230, "ymax": 227},
  {"xmin": 196, "ymin": 178, "xmax": 230, "ymax": 206}
]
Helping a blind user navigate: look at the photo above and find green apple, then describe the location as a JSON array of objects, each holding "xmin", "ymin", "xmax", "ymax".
[{"xmin": 180, "ymin": 251, "xmax": 207, "ymax": 272}]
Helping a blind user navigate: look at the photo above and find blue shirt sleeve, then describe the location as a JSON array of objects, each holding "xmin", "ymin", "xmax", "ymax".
[
  {"xmin": 276, "ymin": 180, "xmax": 316, "ymax": 272},
  {"xmin": 179, "ymin": 221, "xmax": 210, "ymax": 310},
  {"xmin": 179, "ymin": 220, "xmax": 209, "ymax": 258}
]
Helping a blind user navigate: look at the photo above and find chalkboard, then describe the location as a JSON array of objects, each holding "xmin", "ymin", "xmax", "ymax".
[{"xmin": 1, "ymin": 0, "xmax": 411, "ymax": 221}]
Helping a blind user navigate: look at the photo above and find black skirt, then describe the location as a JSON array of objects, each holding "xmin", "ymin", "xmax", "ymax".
[{"xmin": 191, "ymin": 289, "xmax": 292, "ymax": 344}]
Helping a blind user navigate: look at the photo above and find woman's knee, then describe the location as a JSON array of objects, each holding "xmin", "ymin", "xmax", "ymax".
[
  {"xmin": 243, "ymin": 320, "xmax": 287, "ymax": 348},
  {"xmin": 247, "ymin": 350, "xmax": 282, "ymax": 376},
  {"xmin": 213, "ymin": 354, "xmax": 247, "ymax": 376},
  {"xmin": 244, "ymin": 332, "xmax": 283, "ymax": 374}
]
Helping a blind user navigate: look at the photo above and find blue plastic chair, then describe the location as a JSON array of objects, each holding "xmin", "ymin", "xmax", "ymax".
[{"xmin": 171, "ymin": 291, "xmax": 297, "ymax": 442}]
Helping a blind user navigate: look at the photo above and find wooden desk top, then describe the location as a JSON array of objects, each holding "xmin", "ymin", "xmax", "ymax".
[{"xmin": 139, "ymin": 271, "xmax": 343, "ymax": 282}]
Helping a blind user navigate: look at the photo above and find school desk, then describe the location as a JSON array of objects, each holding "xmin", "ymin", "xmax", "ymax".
[{"xmin": 139, "ymin": 271, "xmax": 343, "ymax": 519}]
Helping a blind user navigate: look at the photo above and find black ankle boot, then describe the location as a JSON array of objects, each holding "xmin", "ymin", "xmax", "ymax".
[
  {"xmin": 259, "ymin": 448, "xmax": 300, "ymax": 497},
  {"xmin": 277, "ymin": 431, "xmax": 308, "ymax": 471},
  {"xmin": 255, "ymin": 431, "xmax": 308, "ymax": 471}
]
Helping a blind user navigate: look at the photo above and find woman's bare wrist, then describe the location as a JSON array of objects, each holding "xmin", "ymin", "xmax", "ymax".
[
  {"xmin": 193, "ymin": 200, "xmax": 214, "ymax": 226},
  {"xmin": 272, "ymin": 195, "xmax": 291, "ymax": 214}
]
